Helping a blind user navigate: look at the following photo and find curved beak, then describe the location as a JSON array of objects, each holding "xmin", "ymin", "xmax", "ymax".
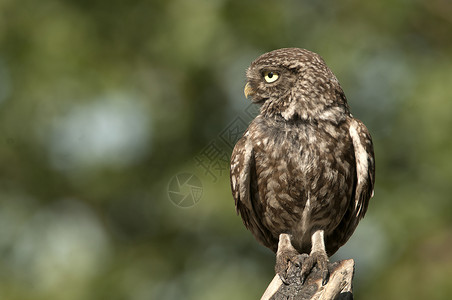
[{"xmin": 244, "ymin": 82, "xmax": 255, "ymax": 99}]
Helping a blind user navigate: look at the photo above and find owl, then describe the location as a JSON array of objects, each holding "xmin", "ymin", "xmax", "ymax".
[{"xmin": 230, "ymin": 48, "xmax": 375, "ymax": 284}]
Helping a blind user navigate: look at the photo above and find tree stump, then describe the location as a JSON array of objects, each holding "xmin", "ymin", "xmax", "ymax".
[{"xmin": 261, "ymin": 259, "xmax": 355, "ymax": 300}]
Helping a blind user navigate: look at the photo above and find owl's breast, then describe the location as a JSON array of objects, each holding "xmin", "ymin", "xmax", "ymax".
[{"xmin": 249, "ymin": 118, "xmax": 355, "ymax": 253}]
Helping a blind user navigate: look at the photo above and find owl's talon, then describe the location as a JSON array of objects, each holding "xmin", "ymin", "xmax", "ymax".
[
  {"xmin": 275, "ymin": 244, "xmax": 306, "ymax": 285},
  {"xmin": 278, "ymin": 273, "xmax": 289, "ymax": 285},
  {"xmin": 300, "ymin": 251, "xmax": 329, "ymax": 285},
  {"xmin": 322, "ymin": 270, "xmax": 330, "ymax": 286},
  {"xmin": 300, "ymin": 273, "xmax": 307, "ymax": 285}
]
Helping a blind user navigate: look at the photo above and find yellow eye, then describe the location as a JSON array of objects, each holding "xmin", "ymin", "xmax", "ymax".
[{"xmin": 263, "ymin": 71, "xmax": 279, "ymax": 83}]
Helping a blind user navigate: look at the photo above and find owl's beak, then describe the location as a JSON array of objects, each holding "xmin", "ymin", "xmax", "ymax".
[{"xmin": 244, "ymin": 82, "xmax": 255, "ymax": 99}]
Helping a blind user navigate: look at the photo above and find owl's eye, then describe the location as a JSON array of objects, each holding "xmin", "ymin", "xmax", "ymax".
[{"xmin": 263, "ymin": 71, "xmax": 279, "ymax": 83}]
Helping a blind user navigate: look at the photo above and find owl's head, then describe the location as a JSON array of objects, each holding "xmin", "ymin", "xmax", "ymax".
[{"xmin": 244, "ymin": 48, "xmax": 349, "ymax": 121}]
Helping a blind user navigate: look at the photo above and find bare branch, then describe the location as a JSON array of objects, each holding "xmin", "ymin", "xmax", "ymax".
[{"xmin": 261, "ymin": 259, "xmax": 355, "ymax": 300}]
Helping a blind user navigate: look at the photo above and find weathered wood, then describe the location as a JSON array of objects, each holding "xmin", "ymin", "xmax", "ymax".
[{"xmin": 261, "ymin": 259, "xmax": 355, "ymax": 300}]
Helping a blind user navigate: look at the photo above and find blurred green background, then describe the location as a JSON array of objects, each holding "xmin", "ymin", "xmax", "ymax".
[{"xmin": 1, "ymin": 0, "xmax": 452, "ymax": 299}]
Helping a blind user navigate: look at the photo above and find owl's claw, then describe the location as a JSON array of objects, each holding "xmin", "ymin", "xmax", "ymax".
[
  {"xmin": 300, "ymin": 251, "xmax": 330, "ymax": 285},
  {"xmin": 275, "ymin": 233, "xmax": 308, "ymax": 284},
  {"xmin": 275, "ymin": 249, "xmax": 307, "ymax": 285}
]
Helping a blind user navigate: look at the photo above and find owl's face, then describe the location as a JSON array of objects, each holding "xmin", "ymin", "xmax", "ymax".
[
  {"xmin": 244, "ymin": 64, "xmax": 298, "ymax": 104},
  {"xmin": 244, "ymin": 48, "xmax": 349, "ymax": 121}
]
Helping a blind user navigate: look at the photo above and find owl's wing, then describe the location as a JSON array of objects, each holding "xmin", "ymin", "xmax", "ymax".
[
  {"xmin": 230, "ymin": 130, "xmax": 255, "ymax": 216},
  {"xmin": 230, "ymin": 131, "xmax": 276, "ymax": 249},
  {"xmin": 349, "ymin": 118, "xmax": 375, "ymax": 221},
  {"xmin": 326, "ymin": 118, "xmax": 375, "ymax": 255}
]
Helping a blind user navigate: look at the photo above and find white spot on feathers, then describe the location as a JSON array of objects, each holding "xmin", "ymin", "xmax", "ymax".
[{"xmin": 349, "ymin": 120, "xmax": 369, "ymax": 213}]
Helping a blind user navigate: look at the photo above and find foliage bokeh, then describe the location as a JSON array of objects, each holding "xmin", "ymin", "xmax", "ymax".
[{"xmin": 1, "ymin": 0, "xmax": 451, "ymax": 299}]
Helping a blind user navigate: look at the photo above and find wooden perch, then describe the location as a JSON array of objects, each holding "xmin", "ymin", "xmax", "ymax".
[{"xmin": 261, "ymin": 259, "xmax": 355, "ymax": 300}]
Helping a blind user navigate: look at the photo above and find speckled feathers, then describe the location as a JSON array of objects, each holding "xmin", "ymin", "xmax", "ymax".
[
  {"xmin": 245, "ymin": 48, "xmax": 349, "ymax": 122},
  {"xmin": 230, "ymin": 48, "xmax": 375, "ymax": 256}
]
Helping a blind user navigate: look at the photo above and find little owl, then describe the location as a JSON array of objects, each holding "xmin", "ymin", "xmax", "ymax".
[{"xmin": 230, "ymin": 48, "xmax": 375, "ymax": 284}]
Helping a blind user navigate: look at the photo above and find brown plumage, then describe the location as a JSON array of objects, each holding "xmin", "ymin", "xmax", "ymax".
[{"xmin": 230, "ymin": 48, "xmax": 375, "ymax": 283}]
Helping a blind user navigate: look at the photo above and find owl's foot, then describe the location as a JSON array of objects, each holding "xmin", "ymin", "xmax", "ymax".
[
  {"xmin": 297, "ymin": 229, "xmax": 330, "ymax": 285},
  {"xmin": 275, "ymin": 233, "xmax": 306, "ymax": 284},
  {"xmin": 275, "ymin": 249, "xmax": 307, "ymax": 284},
  {"xmin": 275, "ymin": 233, "xmax": 330, "ymax": 285},
  {"xmin": 300, "ymin": 250, "xmax": 330, "ymax": 285}
]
